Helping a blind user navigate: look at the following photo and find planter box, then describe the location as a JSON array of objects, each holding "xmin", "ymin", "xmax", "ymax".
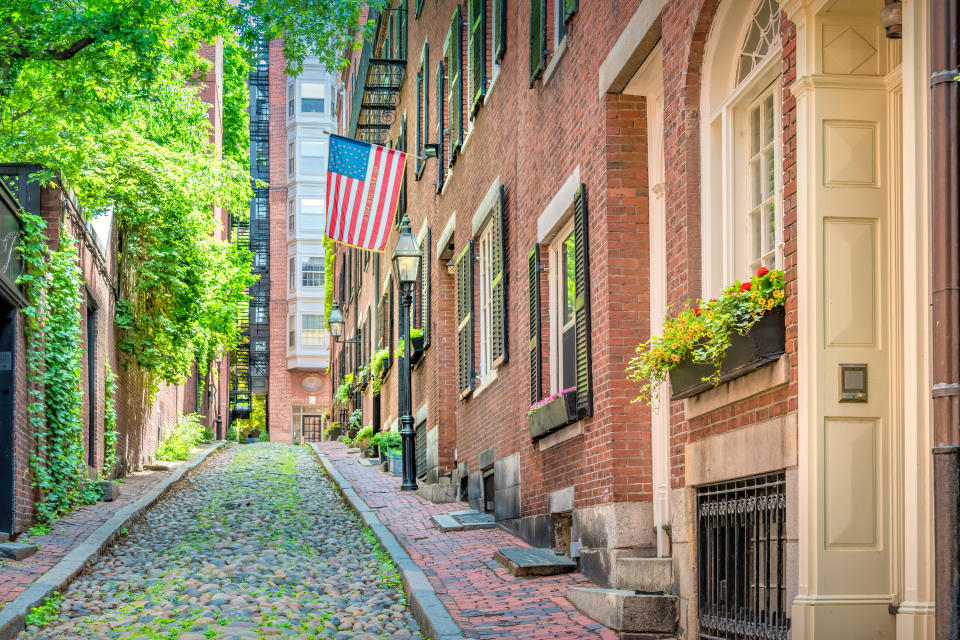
[
  {"xmin": 389, "ymin": 455, "xmax": 403, "ymax": 477},
  {"xmin": 410, "ymin": 336, "xmax": 425, "ymax": 365},
  {"xmin": 527, "ymin": 390, "xmax": 579, "ymax": 440},
  {"xmin": 669, "ymin": 306, "xmax": 786, "ymax": 400},
  {"xmin": 325, "ymin": 428, "xmax": 341, "ymax": 441}
]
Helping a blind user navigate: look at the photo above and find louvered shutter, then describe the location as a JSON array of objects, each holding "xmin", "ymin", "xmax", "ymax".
[
  {"xmin": 415, "ymin": 0, "xmax": 424, "ymax": 18},
  {"xmin": 416, "ymin": 43, "xmax": 429, "ymax": 178},
  {"xmin": 564, "ymin": 0, "xmax": 578, "ymax": 23},
  {"xmin": 573, "ymin": 185, "xmax": 592, "ymax": 417},
  {"xmin": 494, "ymin": 0, "xmax": 507, "ymax": 62},
  {"xmin": 420, "ymin": 228, "xmax": 432, "ymax": 349},
  {"xmin": 491, "ymin": 186, "xmax": 508, "ymax": 364},
  {"xmin": 397, "ymin": 117, "xmax": 407, "ymax": 227},
  {"xmin": 457, "ymin": 241, "xmax": 475, "ymax": 396},
  {"xmin": 529, "ymin": 0, "xmax": 545, "ymax": 86},
  {"xmin": 435, "ymin": 61, "xmax": 445, "ymax": 192},
  {"xmin": 527, "ymin": 246, "xmax": 541, "ymax": 405},
  {"xmin": 468, "ymin": 0, "xmax": 487, "ymax": 115},
  {"xmin": 447, "ymin": 7, "xmax": 464, "ymax": 161}
]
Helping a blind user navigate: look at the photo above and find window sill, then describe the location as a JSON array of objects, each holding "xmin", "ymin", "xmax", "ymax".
[
  {"xmin": 543, "ymin": 37, "xmax": 569, "ymax": 88},
  {"xmin": 472, "ymin": 368, "xmax": 499, "ymax": 399},
  {"xmin": 683, "ymin": 355, "xmax": 790, "ymax": 420},
  {"xmin": 537, "ymin": 420, "xmax": 582, "ymax": 451}
]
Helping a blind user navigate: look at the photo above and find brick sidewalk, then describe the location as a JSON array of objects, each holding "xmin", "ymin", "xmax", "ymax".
[
  {"xmin": 314, "ymin": 442, "xmax": 618, "ymax": 640},
  {"xmin": 0, "ymin": 457, "xmax": 195, "ymax": 607}
]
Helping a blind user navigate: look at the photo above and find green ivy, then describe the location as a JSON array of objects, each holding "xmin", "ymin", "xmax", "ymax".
[
  {"xmin": 335, "ymin": 372, "xmax": 354, "ymax": 405},
  {"xmin": 323, "ymin": 235, "xmax": 335, "ymax": 328},
  {"xmin": 102, "ymin": 363, "xmax": 118, "ymax": 477}
]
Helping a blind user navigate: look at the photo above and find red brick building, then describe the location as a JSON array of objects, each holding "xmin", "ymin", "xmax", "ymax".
[{"xmin": 334, "ymin": 1, "xmax": 938, "ymax": 638}]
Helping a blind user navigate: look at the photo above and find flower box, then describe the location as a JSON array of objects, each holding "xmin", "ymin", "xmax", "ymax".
[
  {"xmin": 527, "ymin": 389, "xmax": 579, "ymax": 440},
  {"xmin": 388, "ymin": 454, "xmax": 403, "ymax": 477},
  {"xmin": 410, "ymin": 335, "xmax": 425, "ymax": 365},
  {"xmin": 669, "ymin": 306, "xmax": 786, "ymax": 400}
]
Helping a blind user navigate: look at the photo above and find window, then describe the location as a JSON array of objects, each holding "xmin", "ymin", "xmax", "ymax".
[
  {"xmin": 302, "ymin": 256, "xmax": 324, "ymax": 287},
  {"xmin": 550, "ymin": 225, "xmax": 576, "ymax": 391},
  {"xmin": 554, "ymin": 0, "xmax": 578, "ymax": 46},
  {"xmin": 302, "ymin": 315, "xmax": 325, "ymax": 346},
  {"xmin": 492, "ymin": 0, "xmax": 506, "ymax": 66},
  {"xmin": 701, "ymin": 0, "xmax": 783, "ymax": 295},
  {"xmin": 301, "ymin": 198, "xmax": 325, "ymax": 230},
  {"xmin": 445, "ymin": 7, "xmax": 464, "ymax": 163},
  {"xmin": 288, "ymin": 199, "xmax": 295, "ymax": 231},
  {"xmin": 288, "ymin": 315, "xmax": 296, "ymax": 347},
  {"xmin": 254, "ymin": 340, "xmax": 267, "ymax": 352},
  {"xmin": 467, "ymin": 0, "xmax": 487, "ymax": 116},
  {"xmin": 288, "ymin": 84, "xmax": 295, "ymax": 117},
  {"xmin": 288, "ymin": 142, "xmax": 295, "ymax": 176},
  {"xmin": 302, "ymin": 141, "xmax": 325, "ymax": 172},
  {"xmin": 477, "ymin": 220, "xmax": 495, "ymax": 378},
  {"xmin": 301, "ymin": 82, "xmax": 325, "ymax": 113},
  {"xmin": 289, "ymin": 257, "xmax": 296, "ymax": 290}
]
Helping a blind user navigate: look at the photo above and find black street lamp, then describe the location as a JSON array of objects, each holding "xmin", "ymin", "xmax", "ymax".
[{"xmin": 392, "ymin": 215, "xmax": 422, "ymax": 491}]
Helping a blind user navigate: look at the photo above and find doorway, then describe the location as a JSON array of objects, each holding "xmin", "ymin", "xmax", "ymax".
[
  {"xmin": 303, "ymin": 415, "xmax": 323, "ymax": 442},
  {"xmin": 0, "ymin": 299, "xmax": 15, "ymax": 534}
]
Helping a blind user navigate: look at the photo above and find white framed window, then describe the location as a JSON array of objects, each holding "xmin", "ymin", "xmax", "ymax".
[
  {"xmin": 288, "ymin": 199, "xmax": 295, "ymax": 231},
  {"xmin": 287, "ymin": 84, "xmax": 295, "ymax": 118},
  {"xmin": 477, "ymin": 220, "xmax": 495, "ymax": 379},
  {"xmin": 288, "ymin": 141, "xmax": 295, "ymax": 176},
  {"xmin": 549, "ymin": 221, "xmax": 576, "ymax": 393},
  {"xmin": 288, "ymin": 315, "xmax": 296, "ymax": 347},
  {"xmin": 301, "ymin": 141, "xmax": 325, "ymax": 173},
  {"xmin": 301, "ymin": 256, "xmax": 324, "ymax": 287},
  {"xmin": 288, "ymin": 257, "xmax": 296, "ymax": 290},
  {"xmin": 301, "ymin": 82, "xmax": 325, "ymax": 113},
  {"xmin": 554, "ymin": 0, "xmax": 569, "ymax": 47},
  {"xmin": 301, "ymin": 198, "xmax": 325, "ymax": 230},
  {"xmin": 701, "ymin": 0, "xmax": 783, "ymax": 296},
  {"xmin": 302, "ymin": 314, "xmax": 326, "ymax": 346}
]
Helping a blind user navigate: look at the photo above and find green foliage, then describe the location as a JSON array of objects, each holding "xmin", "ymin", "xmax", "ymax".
[
  {"xmin": 369, "ymin": 348, "xmax": 390, "ymax": 396},
  {"xmin": 323, "ymin": 236, "xmax": 336, "ymax": 327},
  {"xmin": 232, "ymin": 394, "xmax": 266, "ymax": 441},
  {"xmin": 335, "ymin": 373, "xmax": 354, "ymax": 405},
  {"xmin": 24, "ymin": 593, "xmax": 61, "ymax": 628},
  {"xmin": 156, "ymin": 413, "xmax": 207, "ymax": 461},
  {"xmin": 356, "ymin": 425, "xmax": 374, "ymax": 441},
  {"xmin": 200, "ymin": 426, "xmax": 214, "ymax": 442},
  {"xmin": 222, "ymin": 36, "xmax": 251, "ymax": 172},
  {"xmin": 394, "ymin": 328, "xmax": 423, "ymax": 359},
  {"xmin": 225, "ymin": 422, "xmax": 241, "ymax": 444},
  {"xmin": 323, "ymin": 422, "xmax": 340, "ymax": 437},
  {"xmin": 27, "ymin": 523, "xmax": 49, "ymax": 538},
  {"xmin": 347, "ymin": 409, "xmax": 363, "ymax": 433},
  {"xmin": 627, "ymin": 268, "xmax": 786, "ymax": 404},
  {"xmin": 258, "ymin": 429, "xmax": 270, "ymax": 443},
  {"xmin": 379, "ymin": 431, "xmax": 402, "ymax": 455},
  {"xmin": 102, "ymin": 363, "xmax": 118, "ymax": 476}
]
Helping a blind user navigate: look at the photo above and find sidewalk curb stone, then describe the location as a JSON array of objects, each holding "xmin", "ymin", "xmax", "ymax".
[
  {"xmin": 0, "ymin": 441, "xmax": 227, "ymax": 640},
  {"xmin": 308, "ymin": 444, "xmax": 465, "ymax": 640}
]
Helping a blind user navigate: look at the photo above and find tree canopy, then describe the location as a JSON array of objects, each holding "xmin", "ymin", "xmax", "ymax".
[{"xmin": 0, "ymin": 0, "xmax": 381, "ymax": 387}]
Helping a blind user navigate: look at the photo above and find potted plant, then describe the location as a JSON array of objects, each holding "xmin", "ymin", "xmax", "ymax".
[
  {"xmin": 369, "ymin": 348, "xmax": 390, "ymax": 397},
  {"xmin": 527, "ymin": 387, "xmax": 579, "ymax": 439},
  {"xmin": 369, "ymin": 431, "xmax": 382, "ymax": 458},
  {"xmin": 324, "ymin": 422, "xmax": 341, "ymax": 441},
  {"xmin": 627, "ymin": 267, "xmax": 787, "ymax": 403},
  {"xmin": 410, "ymin": 328, "xmax": 425, "ymax": 364},
  {"xmin": 355, "ymin": 425, "xmax": 375, "ymax": 456},
  {"xmin": 347, "ymin": 408, "xmax": 363, "ymax": 438},
  {"xmin": 378, "ymin": 431, "xmax": 402, "ymax": 473}
]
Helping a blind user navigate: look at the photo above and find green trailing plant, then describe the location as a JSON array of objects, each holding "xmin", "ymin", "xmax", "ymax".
[
  {"xmin": 335, "ymin": 372, "xmax": 354, "ymax": 405},
  {"xmin": 156, "ymin": 413, "xmax": 207, "ymax": 461},
  {"xmin": 393, "ymin": 327, "xmax": 424, "ymax": 359},
  {"xmin": 347, "ymin": 409, "xmax": 363, "ymax": 433},
  {"xmin": 23, "ymin": 232, "xmax": 102, "ymax": 521},
  {"xmin": 102, "ymin": 363, "xmax": 119, "ymax": 477},
  {"xmin": 323, "ymin": 422, "xmax": 340, "ymax": 437},
  {"xmin": 626, "ymin": 267, "xmax": 786, "ymax": 405},
  {"xmin": 323, "ymin": 236, "xmax": 336, "ymax": 327},
  {"xmin": 369, "ymin": 348, "xmax": 390, "ymax": 396}
]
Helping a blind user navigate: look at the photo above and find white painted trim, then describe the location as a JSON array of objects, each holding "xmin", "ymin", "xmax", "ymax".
[
  {"xmin": 436, "ymin": 211, "xmax": 457, "ymax": 256},
  {"xmin": 536, "ymin": 166, "xmax": 581, "ymax": 243},
  {"xmin": 543, "ymin": 35, "xmax": 568, "ymax": 87},
  {"xmin": 471, "ymin": 176, "xmax": 502, "ymax": 235},
  {"xmin": 597, "ymin": 0, "xmax": 666, "ymax": 96},
  {"xmin": 472, "ymin": 368, "xmax": 498, "ymax": 399}
]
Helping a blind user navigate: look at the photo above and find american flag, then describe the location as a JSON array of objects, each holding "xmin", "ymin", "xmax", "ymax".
[{"xmin": 326, "ymin": 134, "xmax": 408, "ymax": 252}]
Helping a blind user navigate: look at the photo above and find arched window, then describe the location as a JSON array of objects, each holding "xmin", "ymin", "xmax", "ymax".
[{"xmin": 701, "ymin": 0, "xmax": 784, "ymax": 295}]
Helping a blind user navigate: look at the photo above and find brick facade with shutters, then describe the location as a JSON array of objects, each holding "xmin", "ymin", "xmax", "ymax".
[{"xmin": 332, "ymin": 0, "xmax": 799, "ymax": 607}]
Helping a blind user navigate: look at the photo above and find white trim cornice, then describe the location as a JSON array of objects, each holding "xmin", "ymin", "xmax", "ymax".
[{"xmin": 789, "ymin": 74, "xmax": 887, "ymax": 98}]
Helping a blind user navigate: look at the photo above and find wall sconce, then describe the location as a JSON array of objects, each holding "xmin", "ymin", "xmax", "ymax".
[
  {"xmin": 423, "ymin": 143, "xmax": 439, "ymax": 159},
  {"xmin": 880, "ymin": 0, "xmax": 902, "ymax": 39},
  {"xmin": 446, "ymin": 257, "xmax": 456, "ymax": 276}
]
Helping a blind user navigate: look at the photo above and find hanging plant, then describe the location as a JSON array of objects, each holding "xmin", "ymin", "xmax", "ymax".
[
  {"xmin": 102, "ymin": 363, "xmax": 118, "ymax": 477},
  {"xmin": 369, "ymin": 348, "xmax": 390, "ymax": 397},
  {"xmin": 335, "ymin": 372, "xmax": 354, "ymax": 405},
  {"xmin": 626, "ymin": 267, "xmax": 786, "ymax": 405}
]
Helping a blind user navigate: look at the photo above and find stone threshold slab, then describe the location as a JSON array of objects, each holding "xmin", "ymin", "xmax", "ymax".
[
  {"xmin": 494, "ymin": 547, "xmax": 577, "ymax": 577},
  {"xmin": 0, "ymin": 442, "xmax": 226, "ymax": 640},
  {"xmin": 308, "ymin": 443, "xmax": 465, "ymax": 640}
]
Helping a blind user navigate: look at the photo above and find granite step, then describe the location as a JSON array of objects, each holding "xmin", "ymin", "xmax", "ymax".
[
  {"xmin": 566, "ymin": 587, "xmax": 678, "ymax": 635},
  {"xmin": 494, "ymin": 547, "xmax": 577, "ymax": 577},
  {"xmin": 0, "ymin": 542, "xmax": 39, "ymax": 560},
  {"xmin": 611, "ymin": 557, "xmax": 675, "ymax": 593}
]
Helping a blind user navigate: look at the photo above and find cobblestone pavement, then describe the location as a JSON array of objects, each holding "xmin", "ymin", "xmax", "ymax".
[
  {"xmin": 314, "ymin": 442, "xmax": 618, "ymax": 640},
  {"xmin": 17, "ymin": 444, "xmax": 421, "ymax": 640},
  {"xmin": 0, "ymin": 450, "xmax": 208, "ymax": 607}
]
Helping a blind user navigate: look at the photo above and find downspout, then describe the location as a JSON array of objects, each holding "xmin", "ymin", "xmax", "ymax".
[{"xmin": 930, "ymin": 1, "xmax": 960, "ymax": 638}]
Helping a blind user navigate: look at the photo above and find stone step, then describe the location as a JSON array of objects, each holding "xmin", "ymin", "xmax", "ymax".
[
  {"xmin": 0, "ymin": 542, "xmax": 39, "ymax": 560},
  {"xmin": 566, "ymin": 587, "xmax": 678, "ymax": 635},
  {"xmin": 430, "ymin": 514, "xmax": 463, "ymax": 532},
  {"xmin": 416, "ymin": 483, "xmax": 458, "ymax": 504},
  {"xmin": 0, "ymin": 532, "xmax": 9, "ymax": 543},
  {"xmin": 611, "ymin": 557, "xmax": 674, "ymax": 593},
  {"xmin": 494, "ymin": 547, "xmax": 577, "ymax": 577}
]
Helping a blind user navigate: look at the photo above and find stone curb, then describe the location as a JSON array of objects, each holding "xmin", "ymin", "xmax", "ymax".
[
  {"xmin": 308, "ymin": 444, "xmax": 465, "ymax": 640},
  {"xmin": 0, "ymin": 441, "xmax": 227, "ymax": 640}
]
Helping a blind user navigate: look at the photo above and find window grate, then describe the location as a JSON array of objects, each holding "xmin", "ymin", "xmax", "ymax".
[
  {"xmin": 415, "ymin": 423, "xmax": 427, "ymax": 478},
  {"xmin": 697, "ymin": 472, "xmax": 790, "ymax": 640}
]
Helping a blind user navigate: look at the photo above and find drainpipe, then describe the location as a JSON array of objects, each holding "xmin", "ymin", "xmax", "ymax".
[{"xmin": 930, "ymin": 2, "xmax": 960, "ymax": 638}]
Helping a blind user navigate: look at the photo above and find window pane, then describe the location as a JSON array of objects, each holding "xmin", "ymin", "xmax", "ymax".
[
  {"xmin": 301, "ymin": 198, "xmax": 325, "ymax": 229},
  {"xmin": 764, "ymin": 148, "xmax": 775, "ymax": 199},
  {"xmin": 302, "ymin": 314, "xmax": 325, "ymax": 346},
  {"xmin": 561, "ymin": 232, "xmax": 575, "ymax": 327},
  {"xmin": 763, "ymin": 94, "xmax": 775, "ymax": 144},
  {"xmin": 302, "ymin": 83, "xmax": 325, "ymax": 99},
  {"xmin": 751, "ymin": 210, "xmax": 762, "ymax": 260},
  {"xmin": 302, "ymin": 256, "xmax": 324, "ymax": 287},
  {"xmin": 750, "ymin": 106, "xmax": 762, "ymax": 155},
  {"xmin": 302, "ymin": 98, "xmax": 324, "ymax": 113},
  {"xmin": 767, "ymin": 200, "xmax": 777, "ymax": 252},
  {"xmin": 751, "ymin": 159, "xmax": 763, "ymax": 208},
  {"xmin": 302, "ymin": 142, "xmax": 325, "ymax": 172},
  {"xmin": 289, "ymin": 257, "xmax": 295, "ymax": 289}
]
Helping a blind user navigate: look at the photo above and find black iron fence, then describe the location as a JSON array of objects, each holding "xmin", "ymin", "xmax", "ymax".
[{"xmin": 697, "ymin": 471, "xmax": 790, "ymax": 640}]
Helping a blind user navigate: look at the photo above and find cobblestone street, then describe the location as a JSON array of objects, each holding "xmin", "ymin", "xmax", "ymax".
[{"xmin": 16, "ymin": 444, "xmax": 421, "ymax": 640}]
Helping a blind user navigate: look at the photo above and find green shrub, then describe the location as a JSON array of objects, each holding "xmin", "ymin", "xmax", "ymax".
[
  {"xmin": 356, "ymin": 425, "xmax": 374, "ymax": 440},
  {"xmin": 156, "ymin": 413, "xmax": 206, "ymax": 461},
  {"xmin": 258, "ymin": 429, "xmax": 270, "ymax": 442},
  {"xmin": 379, "ymin": 431, "xmax": 402, "ymax": 455},
  {"xmin": 226, "ymin": 423, "xmax": 240, "ymax": 443},
  {"xmin": 200, "ymin": 426, "xmax": 214, "ymax": 442}
]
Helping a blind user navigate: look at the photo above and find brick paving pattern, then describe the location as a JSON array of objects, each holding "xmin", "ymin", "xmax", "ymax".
[
  {"xmin": 314, "ymin": 442, "xmax": 619, "ymax": 640},
  {"xmin": 0, "ymin": 459, "xmax": 190, "ymax": 607}
]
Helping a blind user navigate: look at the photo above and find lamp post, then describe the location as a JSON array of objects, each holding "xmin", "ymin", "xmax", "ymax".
[{"xmin": 392, "ymin": 215, "xmax": 422, "ymax": 491}]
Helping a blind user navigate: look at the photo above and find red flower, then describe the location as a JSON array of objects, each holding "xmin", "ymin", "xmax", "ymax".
[
  {"xmin": 756, "ymin": 266, "xmax": 769, "ymax": 277},
  {"xmin": 740, "ymin": 282, "xmax": 752, "ymax": 292},
  {"xmin": 693, "ymin": 307, "xmax": 701, "ymax": 316}
]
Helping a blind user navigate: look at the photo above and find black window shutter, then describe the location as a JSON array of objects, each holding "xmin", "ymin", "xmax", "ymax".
[
  {"xmin": 494, "ymin": 0, "xmax": 507, "ymax": 62},
  {"xmin": 468, "ymin": 0, "xmax": 487, "ymax": 115},
  {"xmin": 491, "ymin": 185, "xmax": 508, "ymax": 365},
  {"xmin": 563, "ymin": 0, "xmax": 578, "ymax": 24},
  {"xmin": 457, "ymin": 240, "xmax": 475, "ymax": 395},
  {"xmin": 416, "ymin": 43, "xmax": 429, "ymax": 179},
  {"xmin": 529, "ymin": 0, "xmax": 545, "ymax": 86},
  {"xmin": 420, "ymin": 228, "xmax": 432, "ymax": 349},
  {"xmin": 447, "ymin": 7, "xmax": 464, "ymax": 161},
  {"xmin": 573, "ymin": 184, "xmax": 592, "ymax": 417},
  {"xmin": 527, "ymin": 245, "xmax": 541, "ymax": 406},
  {"xmin": 397, "ymin": 116, "xmax": 407, "ymax": 227},
  {"xmin": 415, "ymin": 0, "xmax": 424, "ymax": 18},
  {"xmin": 376, "ymin": 296, "xmax": 384, "ymax": 350},
  {"xmin": 435, "ymin": 61, "xmax": 445, "ymax": 192}
]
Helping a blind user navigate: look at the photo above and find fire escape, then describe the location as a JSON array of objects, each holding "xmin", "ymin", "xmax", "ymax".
[
  {"xmin": 230, "ymin": 38, "xmax": 271, "ymax": 423},
  {"xmin": 351, "ymin": 7, "xmax": 407, "ymax": 145}
]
